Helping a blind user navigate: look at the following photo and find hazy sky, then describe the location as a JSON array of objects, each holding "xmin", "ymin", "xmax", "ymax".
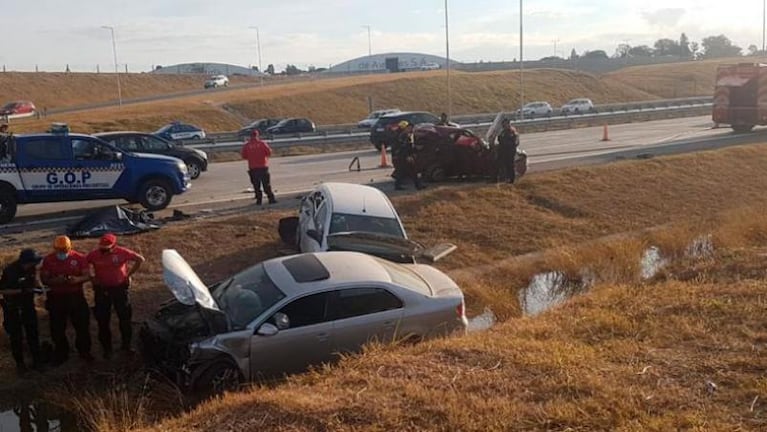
[{"xmin": 2, "ymin": 0, "xmax": 764, "ymax": 72}]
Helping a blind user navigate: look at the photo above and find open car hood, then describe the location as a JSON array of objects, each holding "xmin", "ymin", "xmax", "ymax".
[
  {"xmin": 162, "ymin": 249, "xmax": 220, "ymax": 311},
  {"xmin": 327, "ymin": 232, "xmax": 456, "ymax": 263}
]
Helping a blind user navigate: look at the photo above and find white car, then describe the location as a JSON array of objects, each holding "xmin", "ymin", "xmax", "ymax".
[
  {"xmin": 516, "ymin": 101, "xmax": 553, "ymax": 118},
  {"xmin": 420, "ymin": 63, "xmax": 441, "ymax": 71},
  {"xmin": 357, "ymin": 109, "xmax": 401, "ymax": 129},
  {"xmin": 204, "ymin": 75, "xmax": 229, "ymax": 89},
  {"xmin": 280, "ymin": 182, "xmax": 454, "ymax": 263},
  {"xmin": 561, "ymin": 98, "xmax": 596, "ymax": 114}
]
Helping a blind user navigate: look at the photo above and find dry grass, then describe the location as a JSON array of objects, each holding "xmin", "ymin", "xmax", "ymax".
[
  {"xmin": 9, "ymin": 67, "xmax": 662, "ymax": 134},
  {"xmin": 3, "ymin": 143, "xmax": 767, "ymax": 430}
]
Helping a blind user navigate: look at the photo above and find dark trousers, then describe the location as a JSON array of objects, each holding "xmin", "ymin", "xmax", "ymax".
[
  {"xmin": 497, "ymin": 152, "xmax": 516, "ymax": 183},
  {"xmin": 394, "ymin": 157, "xmax": 423, "ymax": 189},
  {"xmin": 93, "ymin": 285, "xmax": 132, "ymax": 353},
  {"xmin": 248, "ymin": 168, "xmax": 276, "ymax": 202},
  {"xmin": 47, "ymin": 293, "xmax": 91, "ymax": 360},
  {"xmin": 2, "ymin": 299, "xmax": 40, "ymax": 366}
]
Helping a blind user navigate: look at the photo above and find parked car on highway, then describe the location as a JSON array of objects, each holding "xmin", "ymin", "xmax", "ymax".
[
  {"xmin": 357, "ymin": 109, "xmax": 401, "ymax": 129},
  {"xmin": 516, "ymin": 101, "xmax": 553, "ymax": 118},
  {"xmin": 204, "ymin": 75, "xmax": 229, "ymax": 89},
  {"xmin": 154, "ymin": 122, "xmax": 206, "ymax": 141},
  {"xmin": 279, "ymin": 182, "xmax": 455, "ymax": 263},
  {"xmin": 0, "ymin": 129, "xmax": 190, "ymax": 223},
  {"xmin": 237, "ymin": 118, "xmax": 283, "ymax": 139},
  {"xmin": 0, "ymin": 101, "xmax": 36, "ymax": 119},
  {"xmin": 370, "ymin": 111, "xmax": 441, "ymax": 150},
  {"xmin": 265, "ymin": 118, "xmax": 316, "ymax": 135},
  {"xmin": 139, "ymin": 249, "xmax": 467, "ymax": 393},
  {"xmin": 560, "ymin": 98, "xmax": 596, "ymax": 114},
  {"xmin": 94, "ymin": 132, "xmax": 209, "ymax": 180}
]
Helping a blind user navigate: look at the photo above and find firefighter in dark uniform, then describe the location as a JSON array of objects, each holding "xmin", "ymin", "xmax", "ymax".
[
  {"xmin": 393, "ymin": 121, "xmax": 424, "ymax": 190},
  {"xmin": 0, "ymin": 249, "xmax": 43, "ymax": 373},
  {"xmin": 496, "ymin": 118, "xmax": 520, "ymax": 184}
]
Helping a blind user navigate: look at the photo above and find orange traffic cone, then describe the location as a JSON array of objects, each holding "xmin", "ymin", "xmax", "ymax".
[
  {"xmin": 379, "ymin": 145, "xmax": 391, "ymax": 168},
  {"xmin": 601, "ymin": 124, "xmax": 610, "ymax": 141}
]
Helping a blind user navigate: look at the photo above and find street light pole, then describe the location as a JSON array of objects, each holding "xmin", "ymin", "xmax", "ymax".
[
  {"xmin": 444, "ymin": 0, "xmax": 452, "ymax": 118},
  {"xmin": 362, "ymin": 25, "xmax": 372, "ymax": 57},
  {"xmin": 763, "ymin": 0, "xmax": 765, "ymax": 53},
  {"xmin": 101, "ymin": 25, "xmax": 122, "ymax": 107},
  {"xmin": 249, "ymin": 26, "xmax": 263, "ymax": 86},
  {"xmin": 519, "ymin": 0, "xmax": 524, "ymax": 120}
]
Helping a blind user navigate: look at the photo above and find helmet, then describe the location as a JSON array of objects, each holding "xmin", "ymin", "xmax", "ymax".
[{"xmin": 53, "ymin": 235, "xmax": 72, "ymax": 252}]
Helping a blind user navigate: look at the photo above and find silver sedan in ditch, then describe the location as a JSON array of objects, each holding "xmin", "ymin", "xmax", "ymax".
[{"xmin": 139, "ymin": 250, "xmax": 468, "ymax": 394}]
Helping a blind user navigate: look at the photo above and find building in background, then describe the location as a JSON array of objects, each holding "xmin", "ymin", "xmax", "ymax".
[
  {"xmin": 150, "ymin": 62, "xmax": 264, "ymax": 76},
  {"xmin": 327, "ymin": 53, "xmax": 455, "ymax": 74}
]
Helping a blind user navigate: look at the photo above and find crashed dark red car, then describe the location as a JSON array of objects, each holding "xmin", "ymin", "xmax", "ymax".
[
  {"xmin": 0, "ymin": 101, "xmax": 36, "ymax": 118},
  {"xmin": 411, "ymin": 125, "xmax": 527, "ymax": 182}
]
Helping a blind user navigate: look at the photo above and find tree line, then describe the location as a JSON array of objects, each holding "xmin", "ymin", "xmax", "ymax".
[{"xmin": 543, "ymin": 33, "xmax": 761, "ymax": 62}]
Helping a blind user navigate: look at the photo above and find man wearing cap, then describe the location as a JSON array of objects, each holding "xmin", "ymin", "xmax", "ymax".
[
  {"xmin": 241, "ymin": 129, "xmax": 277, "ymax": 205},
  {"xmin": 87, "ymin": 233, "xmax": 145, "ymax": 358},
  {"xmin": 0, "ymin": 249, "xmax": 43, "ymax": 373},
  {"xmin": 40, "ymin": 235, "xmax": 93, "ymax": 364}
]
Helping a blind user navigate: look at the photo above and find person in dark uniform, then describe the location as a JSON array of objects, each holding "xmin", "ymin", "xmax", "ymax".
[
  {"xmin": 436, "ymin": 112, "xmax": 450, "ymax": 126},
  {"xmin": 40, "ymin": 235, "xmax": 93, "ymax": 365},
  {"xmin": 496, "ymin": 119, "xmax": 520, "ymax": 184},
  {"xmin": 0, "ymin": 249, "xmax": 43, "ymax": 373},
  {"xmin": 393, "ymin": 122, "xmax": 424, "ymax": 191},
  {"xmin": 0, "ymin": 122, "xmax": 10, "ymax": 160}
]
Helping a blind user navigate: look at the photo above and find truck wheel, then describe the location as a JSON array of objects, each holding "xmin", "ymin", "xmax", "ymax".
[
  {"xmin": 732, "ymin": 125, "xmax": 754, "ymax": 133},
  {"xmin": 139, "ymin": 179, "xmax": 173, "ymax": 211},
  {"xmin": 185, "ymin": 160, "xmax": 202, "ymax": 180},
  {"xmin": 0, "ymin": 187, "xmax": 18, "ymax": 224},
  {"xmin": 193, "ymin": 361, "xmax": 241, "ymax": 395},
  {"xmin": 426, "ymin": 164, "xmax": 446, "ymax": 182}
]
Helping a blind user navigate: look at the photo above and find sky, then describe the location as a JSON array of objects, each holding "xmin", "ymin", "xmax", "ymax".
[{"xmin": 1, "ymin": 0, "xmax": 765, "ymax": 72}]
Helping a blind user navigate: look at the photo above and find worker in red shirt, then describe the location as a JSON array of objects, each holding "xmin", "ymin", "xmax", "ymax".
[
  {"xmin": 241, "ymin": 129, "xmax": 277, "ymax": 205},
  {"xmin": 40, "ymin": 235, "xmax": 93, "ymax": 364},
  {"xmin": 87, "ymin": 233, "xmax": 145, "ymax": 359}
]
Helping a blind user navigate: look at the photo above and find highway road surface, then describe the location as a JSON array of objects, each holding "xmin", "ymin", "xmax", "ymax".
[{"xmin": 6, "ymin": 115, "xmax": 767, "ymax": 228}]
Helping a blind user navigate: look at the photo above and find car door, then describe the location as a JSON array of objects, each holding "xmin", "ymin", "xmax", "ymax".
[
  {"xmin": 299, "ymin": 191, "xmax": 325, "ymax": 252},
  {"xmin": 70, "ymin": 137, "xmax": 126, "ymax": 198},
  {"xmin": 17, "ymin": 136, "xmax": 72, "ymax": 201},
  {"xmin": 329, "ymin": 287, "xmax": 405, "ymax": 355},
  {"xmin": 249, "ymin": 291, "xmax": 334, "ymax": 378},
  {"xmin": 141, "ymin": 135, "xmax": 172, "ymax": 156}
]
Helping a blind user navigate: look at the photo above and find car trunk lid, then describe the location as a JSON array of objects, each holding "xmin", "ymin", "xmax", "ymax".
[{"xmin": 327, "ymin": 232, "xmax": 455, "ymax": 263}]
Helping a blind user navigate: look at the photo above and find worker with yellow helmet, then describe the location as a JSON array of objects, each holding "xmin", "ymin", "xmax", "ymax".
[{"xmin": 40, "ymin": 235, "xmax": 93, "ymax": 365}]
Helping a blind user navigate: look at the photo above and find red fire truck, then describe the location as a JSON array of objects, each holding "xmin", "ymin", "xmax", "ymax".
[{"xmin": 712, "ymin": 63, "xmax": 767, "ymax": 133}]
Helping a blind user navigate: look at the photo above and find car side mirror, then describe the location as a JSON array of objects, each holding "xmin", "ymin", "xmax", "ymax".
[
  {"xmin": 306, "ymin": 229, "xmax": 322, "ymax": 244},
  {"xmin": 257, "ymin": 323, "xmax": 279, "ymax": 336}
]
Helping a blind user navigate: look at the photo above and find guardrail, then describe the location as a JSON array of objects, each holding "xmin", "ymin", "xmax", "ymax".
[{"xmin": 186, "ymin": 99, "xmax": 713, "ymax": 153}]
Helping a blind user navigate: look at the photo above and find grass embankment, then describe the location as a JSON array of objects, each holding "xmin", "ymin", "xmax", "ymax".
[
  {"xmin": 3, "ymin": 144, "xmax": 767, "ymax": 429},
  {"xmin": 12, "ymin": 68, "xmax": 659, "ymax": 134}
]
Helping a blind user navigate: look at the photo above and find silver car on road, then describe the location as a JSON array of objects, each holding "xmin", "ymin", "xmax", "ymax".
[{"xmin": 139, "ymin": 250, "xmax": 467, "ymax": 393}]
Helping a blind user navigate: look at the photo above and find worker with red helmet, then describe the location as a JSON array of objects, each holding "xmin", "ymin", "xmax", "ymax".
[
  {"xmin": 241, "ymin": 129, "xmax": 277, "ymax": 205},
  {"xmin": 87, "ymin": 233, "xmax": 145, "ymax": 358},
  {"xmin": 40, "ymin": 235, "xmax": 93, "ymax": 364}
]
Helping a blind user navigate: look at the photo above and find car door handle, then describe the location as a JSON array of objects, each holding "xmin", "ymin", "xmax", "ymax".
[{"xmin": 315, "ymin": 332, "xmax": 329, "ymax": 342}]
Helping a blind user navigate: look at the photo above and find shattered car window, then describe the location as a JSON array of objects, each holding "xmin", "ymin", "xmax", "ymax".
[
  {"xmin": 212, "ymin": 264, "xmax": 286, "ymax": 329},
  {"xmin": 329, "ymin": 213, "xmax": 404, "ymax": 238}
]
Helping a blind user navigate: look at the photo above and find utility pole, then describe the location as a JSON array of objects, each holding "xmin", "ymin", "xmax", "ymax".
[
  {"xmin": 444, "ymin": 0, "xmax": 452, "ymax": 117},
  {"xmin": 362, "ymin": 25, "xmax": 372, "ymax": 57},
  {"xmin": 101, "ymin": 25, "xmax": 122, "ymax": 107},
  {"xmin": 519, "ymin": 0, "xmax": 524, "ymax": 120},
  {"xmin": 249, "ymin": 26, "xmax": 264, "ymax": 86},
  {"xmin": 763, "ymin": 0, "xmax": 766, "ymax": 53}
]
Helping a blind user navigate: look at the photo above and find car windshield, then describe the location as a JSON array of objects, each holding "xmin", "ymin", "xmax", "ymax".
[
  {"xmin": 2, "ymin": 103, "xmax": 17, "ymax": 110},
  {"xmin": 329, "ymin": 213, "xmax": 404, "ymax": 237},
  {"xmin": 375, "ymin": 258, "xmax": 432, "ymax": 295},
  {"xmin": 156, "ymin": 125, "xmax": 172, "ymax": 133},
  {"xmin": 212, "ymin": 264, "xmax": 286, "ymax": 329}
]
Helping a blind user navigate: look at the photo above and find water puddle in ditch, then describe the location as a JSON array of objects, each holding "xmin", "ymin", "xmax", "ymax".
[
  {"xmin": 518, "ymin": 271, "xmax": 581, "ymax": 316},
  {"xmin": 641, "ymin": 246, "xmax": 668, "ymax": 280},
  {"xmin": 0, "ymin": 401, "xmax": 78, "ymax": 432},
  {"xmin": 467, "ymin": 307, "xmax": 496, "ymax": 332}
]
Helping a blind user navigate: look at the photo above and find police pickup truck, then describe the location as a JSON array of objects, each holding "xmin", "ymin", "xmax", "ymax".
[{"xmin": 0, "ymin": 130, "xmax": 191, "ymax": 224}]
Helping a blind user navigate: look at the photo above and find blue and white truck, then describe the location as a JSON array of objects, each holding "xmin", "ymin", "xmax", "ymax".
[{"xmin": 0, "ymin": 129, "xmax": 191, "ymax": 224}]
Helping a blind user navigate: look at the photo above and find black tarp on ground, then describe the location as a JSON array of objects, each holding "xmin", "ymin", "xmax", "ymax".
[{"xmin": 67, "ymin": 206, "xmax": 161, "ymax": 238}]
